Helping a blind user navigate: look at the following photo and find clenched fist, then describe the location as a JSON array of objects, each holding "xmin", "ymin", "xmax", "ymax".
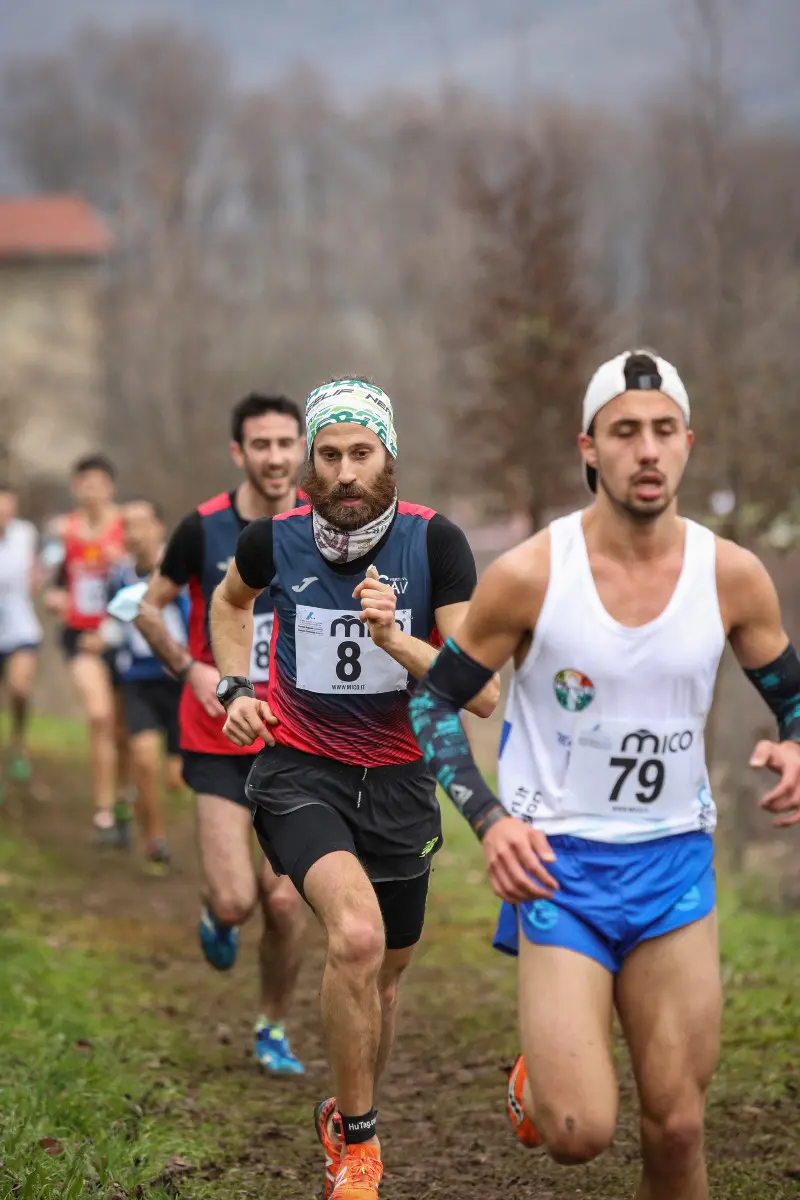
[{"xmin": 353, "ymin": 564, "xmax": 398, "ymax": 649}]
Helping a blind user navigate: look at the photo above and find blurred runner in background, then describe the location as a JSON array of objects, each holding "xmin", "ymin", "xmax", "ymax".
[
  {"xmin": 0, "ymin": 482, "xmax": 43, "ymax": 796},
  {"xmin": 43, "ymin": 455, "xmax": 132, "ymax": 844}
]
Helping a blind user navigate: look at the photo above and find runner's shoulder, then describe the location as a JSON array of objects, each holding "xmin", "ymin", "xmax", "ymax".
[
  {"xmin": 484, "ymin": 528, "xmax": 549, "ymax": 589},
  {"xmin": 166, "ymin": 510, "xmax": 204, "ymax": 553},
  {"xmin": 473, "ymin": 529, "xmax": 550, "ymax": 627},
  {"xmin": 714, "ymin": 535, "xmax": 778, "ymax": 626},
  {"xmin": 12, "ymin": 517, "xmax": 38, "ymax": 541},
  {"xmin": 235, "ymin": 517, "xmax": 274, "ymax": 592},
  {"xmin": 714, "ymin": 535, "xmax": 771, "ymax": 590},
  {"xmin": 159, "ymin": 510, "xmax": 205, "ymax": 586}
]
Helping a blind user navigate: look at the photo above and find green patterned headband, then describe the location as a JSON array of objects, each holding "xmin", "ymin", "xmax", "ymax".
[{"xmin": 305, "ymin": 379, "xmax": 397, "ymax": 458}]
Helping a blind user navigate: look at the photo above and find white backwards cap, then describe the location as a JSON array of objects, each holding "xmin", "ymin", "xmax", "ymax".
[{"xmin": 582, "ymin": 350, "xmax": 690, "ymax": 493}]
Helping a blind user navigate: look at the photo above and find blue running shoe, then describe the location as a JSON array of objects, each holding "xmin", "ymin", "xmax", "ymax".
[
  {"xmin": 198, "ymin": 905, "xmax": 239, "ymax": 971},
  {"xmin": 255, "ymin": 1020, "xmax": 305, "ymax": 1075}
]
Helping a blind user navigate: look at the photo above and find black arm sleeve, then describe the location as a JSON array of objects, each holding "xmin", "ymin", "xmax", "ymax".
[
  {"xmin": 744, "ymin": 642, "xmax": 800, "ymax": 741},
  {"xmin": 234, "ymin": 518, "xmax": 275, "ymax": 592},
  {"xmin": 427, "ymin": 514, "xmax": 478, "ymax": 609},
  {"xmin": 159, "ymin": 512, "xmax": 204, "ymax": 587},
  {"xmin": 409, "ymin": 639, "xmax": 507, "ymax": 839}
]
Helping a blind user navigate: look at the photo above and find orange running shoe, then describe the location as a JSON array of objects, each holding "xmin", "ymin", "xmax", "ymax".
[
  {"xmin": 330, "ymin": 1144, "xmax": 383, "ymax": 1198},
  {"xmin": 507, "ymin": 1054, "xmax": 542, "ymax": 1148},
  {"xmin": 314, "ymin": 1097, "xmax": 344, "ymax": 1199}
]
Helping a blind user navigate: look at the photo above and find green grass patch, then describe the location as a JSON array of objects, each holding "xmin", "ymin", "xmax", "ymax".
[
  {"xmin": 23, "ymin": 713, "xmax": 87, "ymax": 756},
  {"xmin": 0, "ymin": 921, "xmax": 223, "ymax": 1199}
]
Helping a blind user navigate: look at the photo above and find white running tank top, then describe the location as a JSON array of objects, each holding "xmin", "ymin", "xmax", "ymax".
[
  {"xmin": 0, "ymin": 520, "xmax": 42, "ymax": 653},
  {"xmin": 498, "ymin": 511, "xmax": 724, "ymax": 843}
]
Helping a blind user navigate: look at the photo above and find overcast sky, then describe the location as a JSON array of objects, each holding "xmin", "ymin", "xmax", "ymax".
[{"xmin": 1, "ymin": 0, "xmax": 799, "ymax": 118}]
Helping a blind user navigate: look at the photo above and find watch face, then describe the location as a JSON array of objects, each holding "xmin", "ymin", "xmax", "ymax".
[{"xmin": 217, "ymin": 679, "xmax": 230, "ymax": 697}]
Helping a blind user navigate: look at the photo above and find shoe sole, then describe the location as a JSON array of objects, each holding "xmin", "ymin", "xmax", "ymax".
[{"xmin": 257, "ymin": 1056, "xmax": 304, "ymax": 1076}]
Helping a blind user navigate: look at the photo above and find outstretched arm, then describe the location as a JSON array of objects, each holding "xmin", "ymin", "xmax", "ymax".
[
  {"xmin": 410, "ymin": 541, "xmax": 558, "ymax": 903},
  {"xmin": 720, "ymin": 540, "xmax": 800, "ymax": 826},
  {"xmin": 136, "ymin": 571, "xmax": 192, "ymax": 677}
]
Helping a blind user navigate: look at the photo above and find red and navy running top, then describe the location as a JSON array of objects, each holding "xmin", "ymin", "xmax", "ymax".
[
  {"xmin": 160, "ymin": 489, "xmax": 306, "ymax": 756},
  {"xmin": 234, "ymin": 502, "xmax": 477, "ymax": 767},
  {"xmin": 62, "ymin": 510, "xmax": 126, "ymax": 631}
]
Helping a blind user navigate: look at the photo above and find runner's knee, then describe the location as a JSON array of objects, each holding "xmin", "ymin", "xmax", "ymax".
[
  {"xmin": 262, "ymin": 877, "xmax": 305, "ymax": 933},
  {"xmin": 641, "ymin": 1098, "xmax": 705, "ymax": 1168},
  {"xmin": 87, "ymin": 711, "xmax": 115, "ymax": 737},
  {"xmin": 130, "ymin": 736, "xmax": 159, "ymax": 774},
  {"xmin": 538, "ymin": 1106, "xmax": 615, "ymax": 1165},
  {"xmin": 327, "ymin": 907, "xmax": 385, "ymax": 976},
  {"xmin": 209, "ymin": 883, "xmax": 257, "ymax": 927}
]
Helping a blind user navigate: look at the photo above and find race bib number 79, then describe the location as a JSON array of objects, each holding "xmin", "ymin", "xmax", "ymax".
[
  {"xmin": 295, "ymin": 607, "xmax": 410, "ymax": 695},
  {"xmin": 563, "ymin": 717, "xmax": 706, "ymax": 821}
]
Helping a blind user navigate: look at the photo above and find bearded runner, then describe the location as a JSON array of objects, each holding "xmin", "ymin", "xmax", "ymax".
[
  {"xmin": 409, "ymin": 349, "xmax": 800, "ymax": 1200},
  {"xmin": 210, "ymin": 375, "xmax": 499, "ymax": 1200}
]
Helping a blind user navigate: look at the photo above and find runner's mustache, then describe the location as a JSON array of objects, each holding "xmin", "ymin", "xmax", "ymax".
[{"xmin": 330, "ymin": 486, "xmax": 366, "ymax": 501}]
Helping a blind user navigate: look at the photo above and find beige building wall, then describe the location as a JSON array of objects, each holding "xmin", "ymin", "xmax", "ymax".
[{"xmin": 0, "ymin": 259, "xmax": 106, "ymax": 479}]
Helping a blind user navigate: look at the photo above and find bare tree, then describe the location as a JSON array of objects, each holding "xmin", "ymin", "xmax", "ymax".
[
  {"xmin": 639, "ymin": 0, "xmax": 800, "ymax": 541},
  {"xmin": 452, "ymin": 108, "xmax": 602, "ymax": 527}
]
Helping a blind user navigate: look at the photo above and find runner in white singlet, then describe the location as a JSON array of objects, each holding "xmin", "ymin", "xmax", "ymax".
[
  {"xmin": 0, "ymin": 484, "xmax": 43, "ymax": 788},
  {"xmin": 409, "ymin": 350, "xmax": 800, "ymax": 1200}
]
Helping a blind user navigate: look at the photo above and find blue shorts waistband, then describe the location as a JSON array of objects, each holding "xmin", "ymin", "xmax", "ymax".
[{"xmin": 545, "ymin": 830, "xmax": 712, "ymax": 856}]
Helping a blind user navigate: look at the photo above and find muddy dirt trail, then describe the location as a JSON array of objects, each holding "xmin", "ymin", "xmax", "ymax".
[{"xmin": 3, "ymin": 758, "xmax": 793, "ymax": 1199}]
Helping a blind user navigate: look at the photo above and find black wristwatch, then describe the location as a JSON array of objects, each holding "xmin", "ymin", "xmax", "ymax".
[{"xmin": 216, "ymin": 676, "xmax": 255, "ymax": 708}]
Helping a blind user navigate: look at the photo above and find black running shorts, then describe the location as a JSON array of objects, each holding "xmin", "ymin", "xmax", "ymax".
[
  {"xmin": 121, "ymin": 678, "xmax": 182, "ymax": 754},
  {"xmin": 181, "ymin": 751, "xmax": 257, "ymax": 807},
  {"xmin": 246, "ymin": 744, "xmax": 442, "ymax": 948}
]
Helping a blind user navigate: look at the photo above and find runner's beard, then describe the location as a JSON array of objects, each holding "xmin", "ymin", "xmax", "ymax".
[
  {"xmin": 302, "ymin": 458, "xmax": 397, "ymax": 530},
  {"xmin": 598, "ymin": 471, "xmax": 676, "ymax": 523}
]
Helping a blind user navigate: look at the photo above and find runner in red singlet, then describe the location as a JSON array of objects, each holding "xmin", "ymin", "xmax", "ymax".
[{"xmin": 44, "ymin": 454, "xmax": 130, "ymax": 843}]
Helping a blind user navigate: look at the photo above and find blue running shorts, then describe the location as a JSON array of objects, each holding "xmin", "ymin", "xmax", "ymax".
[{"xmin": 493, "ymin": 831, "xmax": 715, "ymax": 973}]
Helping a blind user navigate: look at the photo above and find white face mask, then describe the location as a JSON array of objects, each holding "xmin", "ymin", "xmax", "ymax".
[
  {"xmin": 312, "ymin": 498, "xmax": 398, "ymax": 564},
  {"xmin": 106, "ymin": 581, "xmax": 148, "ymax": 622}
]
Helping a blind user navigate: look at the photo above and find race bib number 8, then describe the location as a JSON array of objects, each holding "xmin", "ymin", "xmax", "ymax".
[
  {"xmin": 250, "ymin": 613, "xmax": 274, "ymax": 682},
  {"xmin": 295, "ymin": 607, "xmax": 410, "ymax": 695},
  {"xmin": 563, "ymin": 718, "xmax": 706, "ymax": 822}
]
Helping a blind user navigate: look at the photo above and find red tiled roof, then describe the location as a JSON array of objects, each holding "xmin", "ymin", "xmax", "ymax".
[{"xmin": 0, "ymin": 194, "xmax": 112, "ymax": 259}]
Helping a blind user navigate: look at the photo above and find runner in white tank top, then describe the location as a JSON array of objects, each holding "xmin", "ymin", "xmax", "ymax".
[
  {"xmin": 409, "ymin": 350, "xmax": 800, "ymax": 1200},
  {"xmin": 498, "ymin": 508, "xmax": 724, "ymax": 843},
  {"xmin": 0, "ymin": 484, "xmax": 43, "ymax": 786}
]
